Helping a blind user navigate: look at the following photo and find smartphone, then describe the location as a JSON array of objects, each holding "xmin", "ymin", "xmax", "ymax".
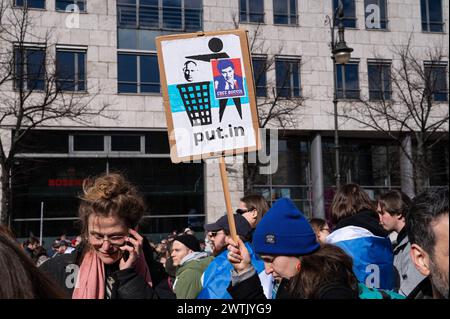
[{"xmin": 121, "ymin": 241, "xmax": 133, "ymax": 262}]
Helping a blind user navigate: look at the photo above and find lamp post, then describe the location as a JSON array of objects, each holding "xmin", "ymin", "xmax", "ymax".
[{"xmin": 327, "ymin": 0, "xmax": 353, "ymax": 189}]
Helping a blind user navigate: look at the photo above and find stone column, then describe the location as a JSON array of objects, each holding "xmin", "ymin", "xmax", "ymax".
[{"xmin": 311, "ymin": 133, "xmax": 325, "ymax": 219}]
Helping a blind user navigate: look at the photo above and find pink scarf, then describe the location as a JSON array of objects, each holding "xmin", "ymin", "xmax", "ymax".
[{"xmin": 72, "ymin": 249, "xmax": 152, "ymax": 299}]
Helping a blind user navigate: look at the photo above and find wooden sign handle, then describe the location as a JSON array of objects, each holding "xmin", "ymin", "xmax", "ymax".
[{"xmin": 219, "ymin": 156, "xmax": 238, "ymax": 242}]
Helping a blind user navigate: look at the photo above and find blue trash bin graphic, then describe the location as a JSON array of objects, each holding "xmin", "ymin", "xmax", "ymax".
[{"xmin": 177, "ymin": 81, "xmax": 212, "ymax": 127}]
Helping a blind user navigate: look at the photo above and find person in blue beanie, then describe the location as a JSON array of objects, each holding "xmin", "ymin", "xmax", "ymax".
[{"xmin": 226, "ymin": 198, "xmax": 404, "ymax": 299}]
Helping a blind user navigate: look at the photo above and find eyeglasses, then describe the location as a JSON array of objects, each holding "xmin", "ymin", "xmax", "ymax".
[
  {"xmin": 89, "ymin": 233, "xmax": 128, "ymax": 247},
  {"xmin": 209, "ymin": 230, "xmax": 225, "ymax": 238}
]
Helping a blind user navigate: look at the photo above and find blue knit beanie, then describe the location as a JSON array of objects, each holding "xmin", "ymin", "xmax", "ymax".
[{"xmin": 253, "ymin": 198, "xmax": 320, "ymax": 256}]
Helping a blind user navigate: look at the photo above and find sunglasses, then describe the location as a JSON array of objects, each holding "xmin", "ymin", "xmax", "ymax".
[
  {"xmin": 209, "ymin": 230, "xmax": 225, "ymax": 238},
  {"xmin": 235, "ymin": 208, "xmax": 255, "ymax": 215}
]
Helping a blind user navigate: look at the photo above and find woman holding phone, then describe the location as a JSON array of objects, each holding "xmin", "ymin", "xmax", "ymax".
[{"xmin": 40, "ymin": 173, "xmax": 158, "ymax": 299}]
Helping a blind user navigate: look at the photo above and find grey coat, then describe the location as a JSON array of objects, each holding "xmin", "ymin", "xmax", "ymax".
[{"xmin": 393, "ymin": 230, "xmax": 426, "ymax": 296}]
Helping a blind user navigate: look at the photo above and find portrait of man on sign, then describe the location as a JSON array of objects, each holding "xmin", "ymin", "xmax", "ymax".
[
  {"xmin": 212, "ymin": 58, "xmax": 245, "ymax": 122},
  {"xmin": 213, "ymin": 59, "xmax": 244, "ymax": 98}
]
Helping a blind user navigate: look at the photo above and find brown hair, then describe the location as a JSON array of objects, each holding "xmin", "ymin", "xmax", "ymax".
[
  {"xmin": 378, "ymin": 190, "xmax": 411, "ymax": 219},
  {"xmin": 0, "ymin": 233, "xmax": 66, "ymax": 298},
  {"xmin": 288, "ymin": 244, "xmax": 359, "ymax": 299},
  {"xmin": 309, "ymin": 218, "xmax": 328, "ymax": 234},
  {"xmin": 240, "ymin": 194, "xmax": 270, "ymax": 225},
  {"xmin": 330, "ymin": 183, "xmax": 375, "ymax": 225},
  {"xmin": 78, "ymin": 173, "xmax": 145, "ymax": 239}
]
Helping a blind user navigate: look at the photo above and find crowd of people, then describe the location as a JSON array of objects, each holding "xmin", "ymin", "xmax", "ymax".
[{"xmin": 0, "ymin": 172, "xmax": 447, "ymax": 300}]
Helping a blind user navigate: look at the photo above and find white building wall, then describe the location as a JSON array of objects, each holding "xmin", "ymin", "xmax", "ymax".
[{"xmin": 0, "ymin": 0, "xmax": 448, "ymax": 223}]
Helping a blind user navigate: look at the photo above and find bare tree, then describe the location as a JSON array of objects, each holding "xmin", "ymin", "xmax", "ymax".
[
  {"xmin": 0, "ymin": 3, "xmax": 113, "ymax": 225},
  {"xmin": 231, "ymin": 14, "xmax": 308, "ymax": 193},
  {"xmin": 339, "ymin": 35, "xmax": 449, "ymax": 194}
]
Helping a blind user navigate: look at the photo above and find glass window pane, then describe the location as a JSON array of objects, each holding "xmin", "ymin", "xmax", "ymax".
[
  {"xmin": 345, "ymin": 63, "xmax": 359, "ymax": 96},
  {"xmin": 118, "ymin": 29, "xmax": 138, "ymax": 50},
  {"xmin": 145, "ymin": 131, "xmax": 170, "ymax": 154},
  {"xmin": 140, "ymin": 1, "xmax": 159, "ymax": 28},
  {"xmin": 111, "ymin": 135, "xmax": 141, "ymax": 152},
  {"xmin": 140, "ymin": 55, "xmax": 160, "ymax": 93},
  {"xmin": 118, "ymin": 2, "xmax": 137, "ymax": 27},
  {"xmin": 334, "ymin": 0, "xmax": 356, "ymax": 28},
  {"xmin": 118, "ymin": 54, "xmax": 137, "ymax": 83},
  {"xmin": 27, "ymin": 49, "xmax": 46, "ymax": 90},
  {"xmin": 56, "ymin": 51, "xmax": 75, "ymax": 81},
  {"xmin": 240, "ymin": 0, "xmax": 248, "ymax": 22},
  {"xmin": 28, "ymin": 0, "xmax": 46, "ymax": 8},
  {"xmin": 253, "ymin": 58, "xmax": 267, "ymax": 97},
  {"xmin": 274, "ymin": 0, "xmax": 288, "ymax": 24},
  {"xmin": 365, "ymin": 0, "xmax": 387, "ymax": 29},
  {"xmin": 276, "ymin": 59, "xmax": 290, "ymax": 97},
  {"xmin": 163, "ymin": 0, "xmax": 182, "ymax": 29},
  {"xmin": 56, "ymin": 0, "xmax": 84, "ymax": 11},
  {"xmin": 249, "ymin": 0, "xmax": 264, "ymax": 23},
  {"xmin": 429, "ymin": 0, "xmax": 443, "ymax": 22},
  {"xmin": 16, "ymin": 130, "xmax": 69, "ymax": 154},
  {"xmin": 73, "ymin": 135, "xmax": 105, "ymax": 151},
  {"xmin": 292, "ymin": 61, "xmax": 300, "ymax": 97},
  {"xmin": 119, "ymin": 83, "xmax": 138, "ymax": 93}
]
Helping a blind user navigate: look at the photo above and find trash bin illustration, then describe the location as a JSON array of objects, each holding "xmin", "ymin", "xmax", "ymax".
[{"xmin": 177, "ymin": 81, "xmax": 212, "ymax": 127}]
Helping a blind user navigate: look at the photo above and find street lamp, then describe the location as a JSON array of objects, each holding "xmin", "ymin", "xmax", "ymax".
[{"xmin": 326, "ymin": 0, "xmax": 353, "ymax": 189}]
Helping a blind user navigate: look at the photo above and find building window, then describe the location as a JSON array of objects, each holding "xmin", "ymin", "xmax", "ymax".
[
  {"xmin": 55, "ymin": 0, "xmax": 86, "ymax": 12},
  {"xmin": 14, "ymin": 0, "xmax": 45, "ymax": 9},
  {"xmin": 336, "ymin": 62, "xmax": 360, "ymax": 99},
  {"xmin": 424, "ymin": 62, "xmax": 448, "ymax": 102},
  {"xmin": 275, "ymin": 58, "xmax": 301, "ymax": 98},
  {"xmin": 73, "ymin": 134, "xmax": 105, "ymax": 152},
  {"xmin": 118, "ymin": 53, "xmax": 160, "ymax": 94},
  {"xmin": 240, "ymin": 0, "xmax": 264, "ymax": 23},
  {"xmin": 56, "ymin": 49, "xmax": 86, "ymax": 92},
  {"xmin": 368, "ymin": 61, "xmax": 391, "ymax": 101},
  {"xmin": 364, "ymin": 0, "xmax": 388, "ymax": 30},
  {"xmin": 252, "ymin": 57, "xmax": 267, "ymax": 97},
  {"xmin": 273, "ymin": 0, "xmax": 298, "ymax": 25},
  {"xmin": 333, "ymin": 0, "xmax": 356, "ymax": 28},
  {"xmin": 117, "ymin": 0, "xmax": 202, "ymax": 32},
  {"xmin": 14, "ymin": 47, "xmax": 46, "ymax": 91},
  {"xmin": 421, "ymin": 0, "xmax": 444, "ymax": 32}
]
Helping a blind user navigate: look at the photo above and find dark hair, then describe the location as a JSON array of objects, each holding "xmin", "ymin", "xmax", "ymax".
[
  {"xmin": 32, "ymin": 246, "xmax": 48, "ymax": 262},
  {"xmin": 378, "ymin": 190, "xmax": 412, "ymax": 219},
  {"xmin": 309, "ymin": 218, "xmax": 328, "ymax": 234},
  {"xmin": 240, "ymin": 194, "xmax": 270, "ymax": 225},
  {"xmin": 217, "ymin": 59, "xmax": 235, "ymax": 72},
  {"xmin": 0, "ymin": 233, "xmax": 66, "ymax": 298},
  {"xmin": 288, "ymin": 244, "xmax": 359, "ymax": 299},
  {"xmin": 78, "ymin": 173, "xmax": 145, "ymax": 240},
  {"xmin": 0, "ymin": 225, "xmax": 15, "ymax": 239},
  {"xmin": 406, "ymin": 187, "xmax": 449, "ymax": 258},
  {"xmin": 24, "ymin": 235, "xmax": 39, "ymax": 247},
  {"xmin": 330, "ymin": 183, "xmax": 375, "ymax": 225}
]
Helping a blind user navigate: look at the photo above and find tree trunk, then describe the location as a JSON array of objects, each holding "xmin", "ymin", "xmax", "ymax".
[
  {"xmin": 414, "ymin": 138, "xmax": 428, "ymax": 194},
  {"xmin": 1, "ymin": 164, "xmax": 12, "ymax": 226}
]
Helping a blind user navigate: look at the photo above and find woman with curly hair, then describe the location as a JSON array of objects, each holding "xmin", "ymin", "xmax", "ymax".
[{"xmin": 40, "ymin": 173, "xmax": 159, "ymax": 299}]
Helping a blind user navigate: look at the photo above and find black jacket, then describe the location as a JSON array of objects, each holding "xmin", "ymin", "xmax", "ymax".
[
  {"xmin": 227, "ymin": 273, "xmax": 357, "ymax": 300},
  {"xmin": 407, "ymin": 277, "xmax": 434, "ymax": 299},
  {"xmin": 40, "ymin": 242, "xmax": 175, "ymax": 299},
  {"xmin": 334, "ymin": 209, "xmax": 388, "ymax": 237}
]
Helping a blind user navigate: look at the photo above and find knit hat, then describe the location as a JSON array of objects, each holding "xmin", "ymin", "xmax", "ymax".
[
  {"xmin": 253, "ymin": 198, "xmax": 320, "ymax": 256},
  {"xmin": 174, "ymin": 234, "xmax": 201, "ymax": 252}
]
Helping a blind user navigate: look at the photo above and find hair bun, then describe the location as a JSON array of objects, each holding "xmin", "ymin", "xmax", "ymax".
[{"xmin": 82, "ymin": 174, "xmax": 129, "ymax": 201}]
